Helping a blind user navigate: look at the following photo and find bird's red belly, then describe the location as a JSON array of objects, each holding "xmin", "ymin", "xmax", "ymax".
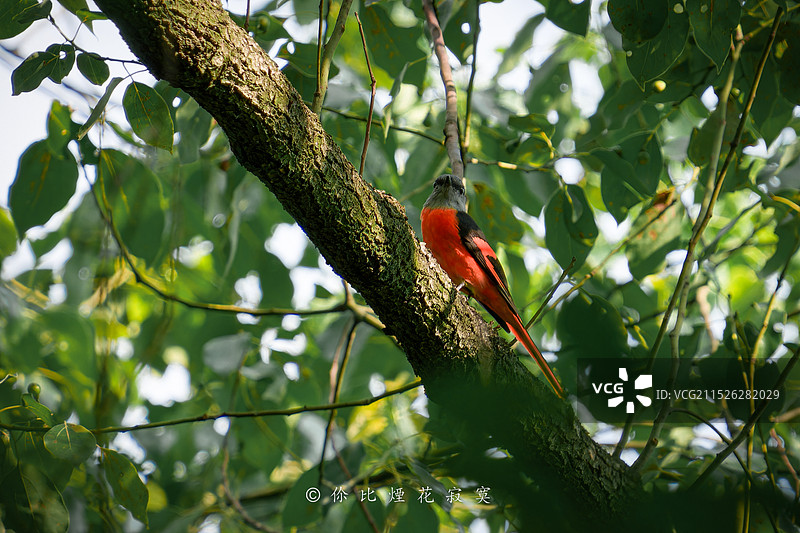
[{"xmin": 421, "ymin": 208, "xmax": 487, "ymax": 292}]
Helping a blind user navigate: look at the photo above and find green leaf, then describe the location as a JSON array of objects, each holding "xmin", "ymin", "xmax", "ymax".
[
  {"xmin": 394, "ymin": 499, "xmax": 439, "ymax": 532},
  {"xmin": 78, "ymin": 76, "xmax": 123, "ymax": 139},
  {"xmin": 497, "ymin": 14, "xmax": 543, "ymax": 76},
  {"xmin": 748, "ymin": 58, "xmax": 793, "ymax": 146},
  {"xmin": 237, "ymin": 416, "xmax": 287, "ymax": 472},
  {"xmin": 626, "ymin": 192, "xmax": 683, "ymax": 279},
  {"xmin": 686, "ymin": 0, "xmax": 740, "ymax": 70},
  {"xmin": 361, "ymin": 4, "xmax": 426, "ymax": 80},
  {"xmin": 11, "ymin": 44, "xmax": 75, "ymax": 95},
  {"xmin": 40, "ymin": 308, "xmax": 98, "ymax": 380},
  {"xmin": 342, "ymin": 497, "xmax": 385, "ymax": 533},
  {"xmin": 76, "ymin": 52, "xmax": 109, "ymax": 85},
  {"xmin": 727, "ymin": 264, "xmax": 764, "ymax": 317},
  {"xmin": 515, "ymin": 135, "xmax": 554, "ymax": 166},
  {"xmin": 596, "ymin": 149, "xmax": 640, "ymax": 222},
  {"xmin": 122, "ymin": 81, "xmax": 174, "ymax": 151},
  {"xmin": 557, "ymin": 293, "xmax": 628, "ymax": 355},
  {"xmin": 21, "ymin": 392, "xmax": 55, "ymax": 425},
  {"xmin": 382, "ymin": 62, "xmax": 409, "ymax": 140},
  {"xmin": 279, "ymin": 41, "xmax": 337, "ymax": 78},
  {"xmin": 763, "ymin": 217, "xmax": 800, "ymax": 275},
  {"xmin": 542, "ymin": 0, "xmax": 591, "ymax": 36},
  {"xmin": 202, "ymin": 332, "xmax": 251, "ymax": 375},
  {"xmin": 9, "ymin": 140, "xmax": 78, "ymax": 237},
  {"xmin": 624, "ymin": 6, "xmax": 689, "ymax": 88},
  {"xmin": 544, "ymin": 185, "xmax": 598, "ymax": 269},
  {"xmin": 55, "ymin": 0, "xmax": 89, "ymax": 20},
  {"xmin": 46, "ymin": 100, "xmax": 74, "ymax": 153},
  {"xmin": 597, "ymin": 79, "xmax": 644, "ymax": 130},
  {"xmin": 98, "ymin": 150, "xmax": 166, "ymax": 264},
  {"xmin": 175, "ymin": 95, "xmax": 213, "ymax": 163},
  {"xmin": 19, "ymin": 465, "xmax": 70, "ymax": 533},
  {"xmin": 101, "ymin": 447, "xmax": 149, "ymax": 526},
  {"xmin": 250, "ymin": 13, "xmax": 291, "ymax": 42},
  {"xmin": 619, "ymin": 132, "xmax": 663, "ymax": 195},
  {"xmin": 777, "ymin": 23, "xmax": 800, "ymax": 104},
  {"xmin": 608, "ymin": 0, "xmax": 667, "ymax": 43},
  {"xmin": 55, "ymin": 0, "xmax": 100, "ymax": 30},
  {"xmin": 44, "ymin": 423, "xmax": 97, "ymax": 463},
  {"xmin": 14, "ymin": 0, "xmax": 50, "ymax": 25},
  {"xmin": 508, "ymin": 113, "xmax": 555, "ymax": 138},
  {"xmin": 687, "ymin": 111, "xmax": 724, "ymax": 167},
  {"xmin": 0, "ymin": 207, "xmax": 17, "ymax": 259},
  {"xmin": 46, "ymin": 44, "xmax": 74, "ymax": 83},
  {"xmin": 470, "ymin": 182, "xmax": 525, "ymax": 245},
  {"xmin": 283, "ymin": 468, "xmax": 324, "ymax": 528},
  {"xmin": 73, "ymin": 8, "xmax": 106, "ymax": 23},
  {"xmin": 440, "ymin": 0, "xmax": 479, "ymax": 63},
  {"xmin": 0, "ymin": 0, "xmax": 39, "ymax": 38}
]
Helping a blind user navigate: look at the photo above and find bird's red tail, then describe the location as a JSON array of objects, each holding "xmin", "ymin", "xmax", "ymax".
[{"xmin": 508, "ymin": 315, "xmax": 565, "ymax": 398}]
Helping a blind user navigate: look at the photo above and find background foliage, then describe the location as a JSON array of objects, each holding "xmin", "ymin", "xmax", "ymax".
[{"xmin": 1, "ymin": 0, "xmax": 800, "ymax": 531}]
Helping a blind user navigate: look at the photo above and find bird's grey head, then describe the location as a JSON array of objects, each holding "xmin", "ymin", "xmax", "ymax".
[{"xmin": 423, "ymin": 174, "xmax": 467, "ymax": 211}]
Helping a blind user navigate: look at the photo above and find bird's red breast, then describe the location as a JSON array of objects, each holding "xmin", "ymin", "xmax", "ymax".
[{"xmin": 421, "ymin": 207, "xmax": 476, "ymax": 289}]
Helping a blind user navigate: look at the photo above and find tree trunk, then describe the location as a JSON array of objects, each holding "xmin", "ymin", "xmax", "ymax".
[{"xmin": 93, "ymin": 0, "xmax": 641, "ymax": 527}]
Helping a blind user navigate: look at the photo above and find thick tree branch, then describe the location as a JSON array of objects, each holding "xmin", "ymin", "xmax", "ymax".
[{"xmin": 92, "ymin": 0, "xmax": 639, "ymax": 527}]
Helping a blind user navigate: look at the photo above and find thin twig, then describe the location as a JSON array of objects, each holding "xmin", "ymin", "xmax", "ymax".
[
  {"xmin": 322, "ymin": 107, "xmax": 444, "ymax": 144},
  {"xmin": 113, "ymin": 251, "xmax": 347, "ymax": 317},
  {"xmin": 330, "ymin": 438, "xmax": 382, "ymax": 533},
  {"xmin": 670, "ymin": 407, "xmax": 781, "ymax": 531},
  {"xmin": 312, "ymin": 0, "xmax": 354, "ymax": 114},
  {"xmin": 696, "ymin": 200, "xmax": 760, "ymax": 263},
  {"xmin": 47, "ymin": 16, "xmax": 143, "ymax": 65},
  {"xmin": 750, "ymin": 249, "xmax": 792, "ymax": 360},
  {"xmin": 770, "ymin": 428, "xmax": 800, "ymax": 502},
  {"xmin": 467, "ymin": 156, "xmax": 550, "ymax": 172},
  {"xmin": 315, "ymin": 0, "xmax": 324, "ymax": 106},
  {"xmin": 669, "ymin": 408, "xmax": 746, "ymax": 474},
  {"xmin": 525, "ymin": 257, "xmax": 575, "ymax": 330},
  {"xmin": 0, "ymin": 380, "xmax": 423, "ymax": 434},
  {"xmin": 631, "ymin": 279, "xmax": 690, "ymax": 471},
  {"xmin": 220, "ymin": 345, "xmax": 278, "ymax": 533},
  {"xmin": 222, "ymin": 448, "xmax": 278, "ymax": 532},
  {"xmin": 690, "ymin": 343, "xmax": 800, "ymax": 490},
  {"xmin": 633, "ymin": 10, "xmax": 783, "ymax": 469},
  {"xmin": 84, "ymin": 159, "xmax": 383, "ymax": 322},
  {"xmin": 645, "ymin": 11, "xmax": 782, "ymax": 374},
  {"xmin": 422, "ymin": 0, "xmax": 463, "ymax": 177},
  {"xmin": 546, "ymin": 195, "xmax": 679, "ymax": 323},
  {"xmin": 319, "ymin": 319, "xmax": 358, "ymax": 483},
  {"xmin": 462, "ymin": 0, "xmax": 480, "ymax": 166},
  {"xmin": 355, "ymin": 12, "xmax": 376, "ymax": 177}
]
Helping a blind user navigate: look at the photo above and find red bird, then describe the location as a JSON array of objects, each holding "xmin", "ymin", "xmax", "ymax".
[{"xmin": 421, "ymin": 174, "xmax": 565, "ymax": 398}]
